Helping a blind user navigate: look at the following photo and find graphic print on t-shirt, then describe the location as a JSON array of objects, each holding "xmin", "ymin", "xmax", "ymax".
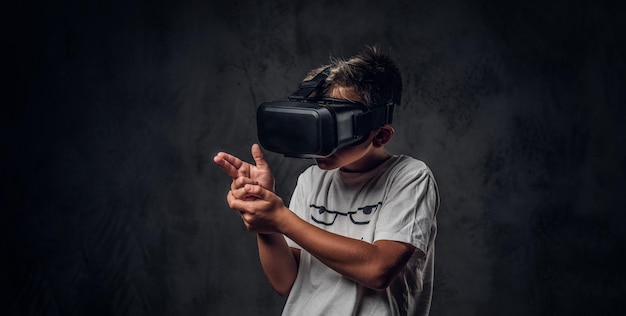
[{"xmin": 309, "ymin": 202, "xmax": 382, "ymax": 226}]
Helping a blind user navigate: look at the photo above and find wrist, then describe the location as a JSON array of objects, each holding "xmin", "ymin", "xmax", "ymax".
[{"xmin": 274, "ymin": 205, "xmax": 296, "ymax": 235}]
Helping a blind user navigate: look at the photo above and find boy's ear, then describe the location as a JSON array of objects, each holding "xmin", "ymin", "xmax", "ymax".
[{"xmin": 372, "ymin": 125, "xmax": 395, "ymax": 148}]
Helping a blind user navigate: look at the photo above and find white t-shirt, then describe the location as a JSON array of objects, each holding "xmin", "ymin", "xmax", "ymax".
[{"xmin": 283, "ymin": 155, "xmax": 439, "ymax": 316}]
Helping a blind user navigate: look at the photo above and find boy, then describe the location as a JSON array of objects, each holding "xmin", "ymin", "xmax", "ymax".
[{"xmin": 213, "ymin": 47, "xmax": 439, "ymax": 315}]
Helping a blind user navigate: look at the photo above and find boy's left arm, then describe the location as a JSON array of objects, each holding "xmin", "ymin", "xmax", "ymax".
[{"xmin": 229, "ymin": 184, "xmax": 418, "ymax": 291}]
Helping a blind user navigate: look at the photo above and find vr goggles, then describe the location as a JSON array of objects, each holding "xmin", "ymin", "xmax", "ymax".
[{"xmin": 257, "ymin": 68, "xmax": 394, "ymax": 158}]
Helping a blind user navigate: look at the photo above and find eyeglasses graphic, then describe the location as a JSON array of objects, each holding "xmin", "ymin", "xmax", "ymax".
[{"xmin": 309, "ymin": 203, "xmax": 382, "ymax": 226}]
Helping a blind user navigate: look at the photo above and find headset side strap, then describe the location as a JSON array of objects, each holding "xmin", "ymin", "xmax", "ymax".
[{"xmin": 352, "ymin": 103, "xmax": 394, "ymax": 136}]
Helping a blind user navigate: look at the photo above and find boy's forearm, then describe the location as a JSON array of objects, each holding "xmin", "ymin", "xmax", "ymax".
[
  {"xmin": 279, "ymin": 210, "xmax": 415, "ymax": 290},
  {"xmin": 232, "ymin": 186, "xmax": 415, "ymax": 291},
  {"xmin": 257, "ymin": 233, "xmax": 298, "ymax": 297}
]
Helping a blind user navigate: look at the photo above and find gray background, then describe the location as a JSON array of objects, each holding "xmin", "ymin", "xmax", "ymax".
[{"xmin": 3, "ymin": 0, "xmax": 625, "ymax": 315}]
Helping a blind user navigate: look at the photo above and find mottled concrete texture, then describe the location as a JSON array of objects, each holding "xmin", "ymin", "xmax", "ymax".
[{"xmin": 3, "ymin": 0, "xmax": 625, "ymax": 315}]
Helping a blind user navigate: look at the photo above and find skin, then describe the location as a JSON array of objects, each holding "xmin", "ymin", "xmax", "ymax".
[{"xmin": 213, "ymin": 86, "xmax": 418, "ymax": 296}]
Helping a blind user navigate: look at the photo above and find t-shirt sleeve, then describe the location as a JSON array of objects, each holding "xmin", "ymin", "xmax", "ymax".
[{"xmin": 374, "ymin": 162, "xmax": 439, "ymax": 254}]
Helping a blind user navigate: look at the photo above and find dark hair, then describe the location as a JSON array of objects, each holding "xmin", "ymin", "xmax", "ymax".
[{"xmin": 305, "ymin": 46, "xmax": 402, "ymax": 109}]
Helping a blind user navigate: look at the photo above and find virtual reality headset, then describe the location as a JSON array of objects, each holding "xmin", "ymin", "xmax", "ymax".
[{"xmin": 257, "ymin": 68, "xmax": 395, "ymax": 158}]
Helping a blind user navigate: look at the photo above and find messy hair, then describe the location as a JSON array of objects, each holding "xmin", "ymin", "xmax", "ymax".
[{"xmin": 304, "ymin": 46, "xmax": 402, "ymax": 109}]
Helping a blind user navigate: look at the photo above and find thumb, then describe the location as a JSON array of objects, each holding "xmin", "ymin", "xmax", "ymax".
[{"xmin": 251, "ymin": 144, "xmax": 269, "ymax": 169}]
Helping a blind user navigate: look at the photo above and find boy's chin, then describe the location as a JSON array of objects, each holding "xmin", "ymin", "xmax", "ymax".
[{"xmin": 314, "ymin": 157, "xmax": 339, "ymax": 170}]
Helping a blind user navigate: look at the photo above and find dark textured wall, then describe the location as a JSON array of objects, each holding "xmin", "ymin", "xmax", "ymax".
[{"xmin": 3, "ymin": 0, "xmax": 625, "ymax": 315}]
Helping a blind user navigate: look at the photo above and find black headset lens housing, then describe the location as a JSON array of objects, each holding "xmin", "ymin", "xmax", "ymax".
[{"xmin": 256, "ymin": 68, "xmax": 394, "ymax": 158}]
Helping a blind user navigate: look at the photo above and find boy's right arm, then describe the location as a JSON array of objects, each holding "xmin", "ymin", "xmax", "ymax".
[
  {"xmin": 214, "ymin": 144, "xmax": 299, "ymax": 296},
  {"xmin": 257, "ymin": 234, "xmax": 300, "ymax": 297}
]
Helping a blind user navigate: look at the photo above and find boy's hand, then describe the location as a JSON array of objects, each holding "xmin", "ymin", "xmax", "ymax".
[
  {"xmin": 227, "ymin": 184, "xmax": 289, "ymax": 234},
  {"xmin": 213, "ymin": 144, "xmax": 275, "ymax": 193}
]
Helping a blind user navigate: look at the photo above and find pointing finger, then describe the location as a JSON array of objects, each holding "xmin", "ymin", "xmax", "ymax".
[
  {"xmin": 217, "ymin": 152, "xmax": 244, "ymax": 169},
  {"xmin": 213, "ymin": 153, "xmax": 240, "ymax": 179}
]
